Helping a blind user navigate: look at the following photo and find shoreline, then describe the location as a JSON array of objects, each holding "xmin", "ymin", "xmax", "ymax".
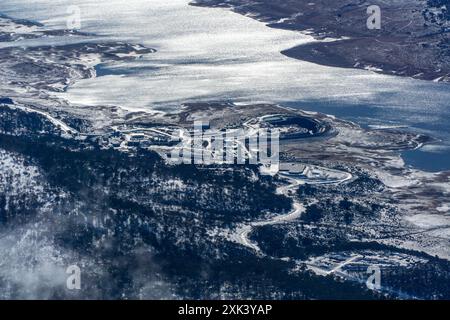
[{"xmin": 191, "ymin": 0, "xmax": 450, "ymax": 83}]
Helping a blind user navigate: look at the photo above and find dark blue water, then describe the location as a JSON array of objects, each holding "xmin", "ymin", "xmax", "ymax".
[{"xmin": 95, "ymin": 64, "xmax": 162, "ymax": 77}]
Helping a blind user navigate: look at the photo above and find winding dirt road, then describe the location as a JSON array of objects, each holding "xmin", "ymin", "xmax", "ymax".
[{"xmin": 229, "ymin": 168, "xmax": 352, "ymax": 255}]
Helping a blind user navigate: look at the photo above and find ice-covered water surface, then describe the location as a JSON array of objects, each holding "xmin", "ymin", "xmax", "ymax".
[{"xmin": 1, "ymin": 0, "xmax": 450, "ymax": 170}]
